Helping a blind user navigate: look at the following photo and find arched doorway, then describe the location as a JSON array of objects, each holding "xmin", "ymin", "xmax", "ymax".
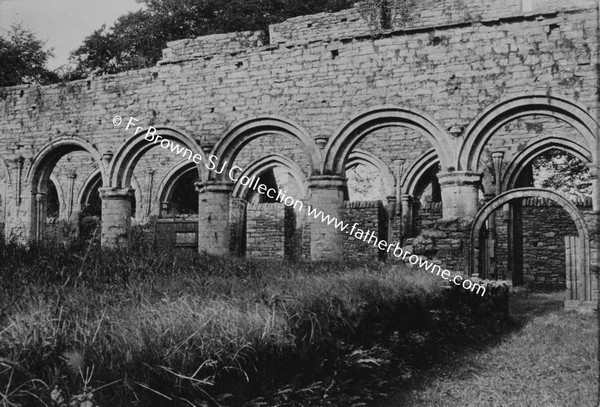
[{"xmin": 471, "ymin": 188, "xmax": 594, "ymax": 309}]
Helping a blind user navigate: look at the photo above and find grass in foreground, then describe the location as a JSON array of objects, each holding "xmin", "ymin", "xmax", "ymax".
[
  {"xmin": 377, "ymin": 290, "xmax": 598, "ymax": 407},
  {"xmin": 0, "ymin": 241, "xmax": 447, "ymax": 406}
]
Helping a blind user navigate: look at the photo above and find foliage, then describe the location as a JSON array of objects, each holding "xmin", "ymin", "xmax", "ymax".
[
  {"xmin": 0, "ymin": 23, "xmax": 58, "ymax": 87},
  {"xmin": 67, "ymin": 0, "xmax": 355, "ymax": 78},
  {"xmin": 531, "ymin": 149, "xmax": 592, "ymax": 201},
  {"xmin": 357, "ymin": 0, "xmax": 416, "ymax": 30}
]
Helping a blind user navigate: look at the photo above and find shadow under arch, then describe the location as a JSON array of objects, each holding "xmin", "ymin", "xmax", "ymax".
[
  {"xmin": 231, "ymin": 154, "xmax": 307, "ymax": 200},
  {"xmin": 401, "ymin": 149, "xmax": 440, "ymax": 196},
  {"xmin": 77, "ymin": 169, "xmax": 103, "ymax": 216},
  {"xmin": 323, "ymin": 106, "xmax": 453, "ymax": 176},
  {"xmin": 109, "ymin": 127, "xmax": 206, "ymax": 188},
  {"xmin": 501, "ymin": 137, "xmax": 592, "ymax": 191},
  {"xmin": 156, "ymin": 161, "xmax": 201, "ymax": 217},
  {"xmin": 470, "ymin": 187, "xmax": 592, "ymax": 303},
  {"xmin": 210, "ymin": 116, "xmax": 320, "ymax": 182},
  {"xmin": 26, "ymin": 137, "xmax": 107, "ymax": 241},
  {"xmin": 346, "ymin": 149, "xmax": 395, "ymax": 198},
  {"xmin": 458, "ymin": 94, "xmax": 599, "ymax": 173}
]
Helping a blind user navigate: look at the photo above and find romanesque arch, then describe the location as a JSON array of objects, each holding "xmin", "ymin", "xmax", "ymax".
[
  {"xmin": 109, "ymin": 127, "xmax": 206, "ymax": 188},
  {"xmin": 458, "ymin": 94, "xmax": 599, "ymax": 172},
  {"xmin": 231, "ymin": 154, "xmax": 307, "ymax": 200},
  {"xmin": 501, "ymin": 137, "xmax": 592, "ymax": 191},
  {"xmin": 210, "ymin": 116, "xmax": 320, "ymax": 182},
  {"xmin": 471, "ymin": 187, "xmax": 592, "ymax": 304},
  {"xmin": 323, "ymin": 106, "xmax": 454, "ymax": 176},
  {"xmin": 26, "ymin": 137, "xmax": 107, "ymax": 241}
]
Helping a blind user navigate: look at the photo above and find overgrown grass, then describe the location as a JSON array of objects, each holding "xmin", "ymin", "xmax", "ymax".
[
  {"xmin": 0, "ymin": 241, "xmax": 448, "ymax": 406},
  {"xmin": 377, "ymin": 291, "xmax": 598, "ymax": 407}
]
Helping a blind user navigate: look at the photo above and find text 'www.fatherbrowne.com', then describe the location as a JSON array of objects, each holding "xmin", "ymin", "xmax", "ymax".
[{"xmin": 113, "ymin": 115, "xmax": 486, "ymax": 296}]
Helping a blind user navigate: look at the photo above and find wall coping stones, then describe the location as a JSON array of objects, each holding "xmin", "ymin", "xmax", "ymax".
[{"xmin": 343, "ymin": 200, "xmax": 381, "ymax": 209}]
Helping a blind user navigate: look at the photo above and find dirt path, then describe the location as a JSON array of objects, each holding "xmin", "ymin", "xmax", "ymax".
[{"xmin": 372, "ymin": 291, "xmax": 598, "ymax": 407}]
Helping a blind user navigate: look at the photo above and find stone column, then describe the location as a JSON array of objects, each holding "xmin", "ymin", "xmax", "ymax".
[
  {"xmin": 195, "ymin": 180, "xmax": 233, "ymax": 255},
  {"xmin": 438, "ymin": 171, "xmax": 482, "ymax": 219},
  {"xmin": 307, "ymin": 175, "xmax": 347, "ymax": 261},
  {"xmin": 99, "ymin": 187, "xmax": 134, "ymax": 248},
  {"xmin": 400, "ymin": 195, "xmax": 412, "ymax": 240},
  {"xmin": 33, "ymin": 192, "xmax": 46, "ymax": 242}
]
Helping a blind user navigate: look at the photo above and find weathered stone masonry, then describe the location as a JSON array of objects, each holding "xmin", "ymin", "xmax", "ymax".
[{"xmin": 0, "ymin": 0, "xmax": 599, "ymax": 309}]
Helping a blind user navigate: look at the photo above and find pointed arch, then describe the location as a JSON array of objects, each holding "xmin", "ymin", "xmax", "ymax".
[
  {"xmin": 210, "ymin": 116, "xmax": 321, "ymax": 181},
  {"xmin": 346, "ymin": 149, "xmax": 396, "ymax": 197},
  {"xmin": 502, "ymin": 137, "xmax": 592, "ymax": 191},
  {"xmin": 156, "ymin": 161, "xmax": 199, "ymax": 217},
  {"xmin": 231, "ymin": 154, "xmax": 307, "ymax": 200},
  {"xmin": 109, "ymin": 126, "xmax": 206, "ymax": 188},
  {"xmin": 323, "ymin": 106, "xmax": 454, "ymax": 176},
  {"xmin": 401, "ymin": 149, "xmax": 440, "ymax": 197},
  {"xmin": 459, "ymin": 94, "xmax": 598, "ymax": 172}
]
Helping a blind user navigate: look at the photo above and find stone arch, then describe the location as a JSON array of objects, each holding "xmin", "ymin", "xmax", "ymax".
[
  {"xmin": 48, "ymin": 174, "xmax": 65, "ymax": 218},
  {"xmin": 346, "ymin": 149, "xmax": 395, "ymax": 198},
  {"xmin": 323, "ymin": 106, "xmax": 454, "ymax": 176},
  {"xmin": 402, "ymin": 149, "xmax": 440, "ymax": 196},
  {"xmin": 231, "ymin": 154, "xmax": 307, "ymax": 200},
  {"xmin": 77, "ymin": 169, "xmax": 102, "ymax": 212},
  {"xmin": 211, "ymin": 116, "xmax": 321, "ymax": 182},
  {"xmin": 26, "ymin": 137, "xmax": 106, "ymax": 240},
  {"xmin": 501, "ymin": 137, "xmax": 592, "ymax": 191},
  {"xmin": 109, "ymin": 127, "xmax": 206, "ymax": 188},
  {"xmin": 156, "ymin": 161, "xmax": 199, "ymax": 217},
  {"xmin": 27, "ymin": 137, "xmax": 107, "ymax": 195},
  {"xmin": 471, "ymin": 187, "xmax": 592, "ymax": 301},
  {"xmin": 459, "ymin": 94, "xmax": 598, "ymax": 172}
]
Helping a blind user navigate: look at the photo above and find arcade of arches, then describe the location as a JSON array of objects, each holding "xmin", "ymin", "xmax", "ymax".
[{"xmin": 0, "ymin": 0, "xmax": 598, "ymax": 310}]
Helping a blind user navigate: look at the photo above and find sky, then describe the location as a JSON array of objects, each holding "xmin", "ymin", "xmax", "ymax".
[{"xmin": 0, "ymin": 0, "xmax": 143, "ymax": 70}]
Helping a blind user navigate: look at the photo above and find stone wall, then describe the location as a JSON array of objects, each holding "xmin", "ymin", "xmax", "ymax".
[
  {"xmin": 341, "ymin": 200, "xmax": 388, "ymax": 261},
  {"xmin": 413, "ymin": 201, "xmax": 443, "ymax": 236},
  {"xmin": 246, "ymin": 202, "xmax": 295, "ymax": 259}
]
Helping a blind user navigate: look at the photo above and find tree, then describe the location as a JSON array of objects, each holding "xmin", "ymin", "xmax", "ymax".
[
  {"xmin": 531, "ymin": 149, "xmax": 592, "ymax": 201},
  {"xmin": 0, "ymin": 23, "xmax": 58, "ymax": 87},
  {"xmin": 68, "ymin": 0, "xmax": 356, "ymax": 78}
]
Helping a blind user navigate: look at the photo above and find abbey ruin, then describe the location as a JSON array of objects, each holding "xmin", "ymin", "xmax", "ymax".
[{"xmin": 0, "ymin": 0, "xmax": 598, "ymax": 310}]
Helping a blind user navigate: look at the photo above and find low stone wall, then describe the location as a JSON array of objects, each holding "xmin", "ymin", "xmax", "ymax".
[
  {"xmin": 413, "ymin": 201, "xmax": 443, "ymax": 236},
  {"xmin": 246, "ymin": 202, "xmax": 295, "ymax": 259},
  {"xmin": 341, "ymin": 200, "xmax": 387, "ymax": 261}
]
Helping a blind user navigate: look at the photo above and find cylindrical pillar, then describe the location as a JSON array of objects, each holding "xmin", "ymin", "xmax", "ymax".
[
  {"xmin": 195, "ymin": 181, "xmax": 234, "ymax": 255},
  {"xmin": 400, "ymin": 195, "xmax": 412, "ymax": 240},
  {"xmin": 307, "ymin": 175, "xmax": 347, "ymax": 261},
  {"xmin": 99, "ymin": 187, "xmax": 134, "ymax": 248},
  {"xmin": 438, "ymin": 171, "xmax": 482, "ymax": 218}
]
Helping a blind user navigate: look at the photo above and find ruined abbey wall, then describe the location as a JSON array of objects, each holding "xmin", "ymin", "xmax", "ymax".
[{"xmin": 0, "ymin": 0, "xmax": 598, "ymax": 308}]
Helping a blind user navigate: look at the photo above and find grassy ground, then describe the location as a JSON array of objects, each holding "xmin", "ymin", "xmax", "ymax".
[
  {"xmin": 0, "ymin": 241, "xmax": 451, "ymax": 407},
  {"xmin": 376, "ymin": 290, "xmax": 599, "ymax": 407}
]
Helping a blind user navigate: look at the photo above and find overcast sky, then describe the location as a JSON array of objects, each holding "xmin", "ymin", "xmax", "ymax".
[{"xmin": 0, "ymin": 0, "xmax": 143, "ymax": 70}]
